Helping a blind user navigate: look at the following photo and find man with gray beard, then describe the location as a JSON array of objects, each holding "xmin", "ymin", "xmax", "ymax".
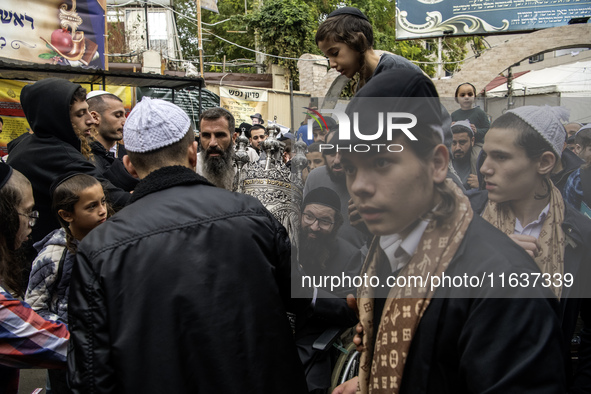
[{"xmin": 197, "ymin": 107, "xmax": 237, "ymax": 190}]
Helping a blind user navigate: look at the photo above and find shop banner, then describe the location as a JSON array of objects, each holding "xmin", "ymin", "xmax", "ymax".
[
  {"xmin": 220, "ymin": 86, "xmax": 268, "ymax": 126},
  {"xmin": 0, "ymin": 0, "xmax": 106, "ymax": 68},
  {"xmin": 137, "ymin": 87, "xmax": 220, "ymax": 130},
  {"xmin": 396, "ymin": 0, "xmax": 591, "ymax": 39}
]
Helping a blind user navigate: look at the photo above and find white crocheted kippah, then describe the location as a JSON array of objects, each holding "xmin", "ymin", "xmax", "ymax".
[
  {"xmin": 86, "ymin": 90, "xmax": 112, "ymax": 100},
  {"xmin": 507, "ymin": 105, "xmax": 569, "ymax": 158},
  {"xmin": 123, "ymin": 97, "xmax": 190, "ymax": 153}
]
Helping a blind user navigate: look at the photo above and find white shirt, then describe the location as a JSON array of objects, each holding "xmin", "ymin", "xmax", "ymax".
[
  {"xmin": 514, "ymin": 203, "xmax": 550, "ymax": 239},
  {"xmin": 379, "ymin": 220, "xmax": 430, "ymax": 272}
]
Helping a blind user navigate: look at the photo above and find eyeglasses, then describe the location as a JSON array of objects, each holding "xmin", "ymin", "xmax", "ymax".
[
  {"xmin": 302, "ymin": 212, "xmax": 334, "ymax": 230},
  {"xmin": 18, "ymin": 211, "xmax": 39, "ymax": 227}
]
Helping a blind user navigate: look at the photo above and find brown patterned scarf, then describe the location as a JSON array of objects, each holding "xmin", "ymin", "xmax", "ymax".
[
  {"xmin": 481, "ymin": 182, "xmax": 565, "ymax": 298},
  {"xmin": 356, "ymin": 180, "xmax": 473, "ymax": 394}
]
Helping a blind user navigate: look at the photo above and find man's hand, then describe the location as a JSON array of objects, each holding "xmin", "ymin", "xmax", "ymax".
[
  {"xmin": 467, "ymin": 174, "xmax": 479, "ymax": 189},
  {"xmin": 332, "ymin": 376, "xmax": 359, "ymax": 394},
  {"xmin": 508, "ymin": 234, "xmax": 540, "ymax": 258},
  {"xmin": 347, "ymin": 295, "xmax": 365, "ymax": 353}
]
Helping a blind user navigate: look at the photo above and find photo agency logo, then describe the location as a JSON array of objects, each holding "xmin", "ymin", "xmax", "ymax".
[{"xmin": 304, "ymin": 106, "xmax": 418, "ymax": 153}]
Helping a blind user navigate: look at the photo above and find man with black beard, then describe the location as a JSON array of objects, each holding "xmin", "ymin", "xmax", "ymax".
[
  {"xmin": 450, "ymin": 120, "xmax": 480, "ymax": 190},
  {"xmin": 196, "ymin": 107, "xmax": 237, "ymax": 190},
  {"xmin": 304, "ymin": 149, "xmax": 368, "ymax": 249},
  {"xmin": 296, "ymin": 186, "xmax": 363, "ymax": 394}
]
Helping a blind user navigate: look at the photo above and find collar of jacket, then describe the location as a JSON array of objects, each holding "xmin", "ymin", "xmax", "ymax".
[
  {"xmin": 90, "ymin": 140, "xmax": 111, "ymax": 157},
  {"xmin": 130, "ymin": 165, "xmax": 213, "ymax": 203}
]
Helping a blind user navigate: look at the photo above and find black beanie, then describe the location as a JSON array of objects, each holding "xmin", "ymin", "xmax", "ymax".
[
  {"xmin": 327, "ymin": 7, "xmax": 369, "ymax": 21},
  {"xmin": 303, "ymin": 187, "xmax": 341, "ymax": 213},
  {"xmin": 0, "ymin": 161, "xmax": 13, "ymax": 190}
]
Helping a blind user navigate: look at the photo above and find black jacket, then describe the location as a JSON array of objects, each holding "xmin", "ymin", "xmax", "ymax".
[
  {"xmin": 90, "ymin": 140, "xmax": 138, "ymax": 192},
  {"xmin": 7, "ymin": 78, "xmax": 130, "ymax": 242},
  {"xmin": 67, "ymin": 166, "xmax": 307, "ymax": 394},
  {"xmin": 394, "ymin": 216, "xmax": 566, "ymax": 393},
  {"xmin": 553, "ymin": 149, "xmax": 585, "ymax": 198},
  {"xmin": 469, "ymin": 190, "xmax": 591, "ymax": 392}
]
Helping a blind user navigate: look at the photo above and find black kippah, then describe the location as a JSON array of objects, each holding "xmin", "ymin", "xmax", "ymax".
[
  {"xmin": 49, "ymin": 172, "xmax": 84, "ymax": 198},
  {"xmin": 303, "ymin": 187, "xmax": 341, "ymax": 213},
  {"xmin": 327, "ymin": 7, "xmax": 369, "ymax": 22},
  {"xmin": 0, "ymin": 161, "xmax": 13, "ymax": 190}
]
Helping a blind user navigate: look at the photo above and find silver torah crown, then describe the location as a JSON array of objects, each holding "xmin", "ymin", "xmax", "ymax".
[{"xmin": 234, "ymin": 121, "xmax": 306, "ymax": 251}]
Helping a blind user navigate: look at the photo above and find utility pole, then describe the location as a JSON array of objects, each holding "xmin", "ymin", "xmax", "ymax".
[
  {"xmin": 437, "ymin": 37, "xmax": 443, "ymax": 79},
  {"xmin": 195, "ymin": 0, "xmax": 204, "ymax": 77},
  {"xmin": 254, "ymin": 0, "xmax": 264, "ymax": 73},
  {"xmin": 507, "ymin": 66, "xmax": 514, "ymax": 111}
]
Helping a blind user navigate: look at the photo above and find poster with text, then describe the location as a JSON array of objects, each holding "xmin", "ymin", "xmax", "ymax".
[
  {"xmin": 396, "ymin": 0, "xmax": 591, "ymax": 39},
  {"xmin": 220, "ymin": 86, "xmax": 268, "ymax": 126},
  {"xmin": 0, "ymin": 0, "xmax": 106, "ymax": 68}
]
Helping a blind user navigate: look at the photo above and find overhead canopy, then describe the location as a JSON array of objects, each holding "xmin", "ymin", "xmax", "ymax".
[
  {"xmin": 487, "ymin": 60, "xmax": 591, "ymax": 97},
  {"xmin": 0, "ymin": 60, "xmax": 205, "ymax": 90}
]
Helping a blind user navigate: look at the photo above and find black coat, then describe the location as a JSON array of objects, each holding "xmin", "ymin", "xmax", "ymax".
[
  {"xmin": 469, "ymin": 190, "xmax": 591, "ymax": 392},
  {"xmin": 395, "ymin": 216, "xmax": 567, "ymax": 393},
  {"xmin": 90, "ymin": 140, "xmax": 138, "ymax": 192},
  {"xmin": 67, "ymin": 166, "xmax": 307, "ymax": 394},
  {"xmin": 7, "ymin": 79, "xmax": 130, "ymax": 242}
]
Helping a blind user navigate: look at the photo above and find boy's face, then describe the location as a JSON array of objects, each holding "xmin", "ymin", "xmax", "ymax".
[
  {"xmin": 480, "ymin": 127, "xmax": 542, "ymax": 205},
  {"xmin": 250, "ymin": 129, "xmax": 266, "ymax": 150},
  {"xmin": 318, "ymin": 39, "xmax": 362, "ymax": 79},
  {"xmin": 306, "ymin": 151, "xmax": 324, "ymax": 171},
  {"xmin": 341, "ymin": 144, "xmax": 445, "ymax": 236},
  {"xmin": 456, "ymin": 84, "xmax": 475, "ymax": 110}
]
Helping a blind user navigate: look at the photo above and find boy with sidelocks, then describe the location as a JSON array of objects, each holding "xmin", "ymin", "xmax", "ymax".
[{"xmin": 330, "ymin": 68, "xmax": 566, "ymax": 394}]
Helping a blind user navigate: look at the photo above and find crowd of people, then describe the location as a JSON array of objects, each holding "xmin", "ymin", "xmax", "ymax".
[{"xmin": 0, "ymin": 6, "xmax": 590, "ymax": 394}]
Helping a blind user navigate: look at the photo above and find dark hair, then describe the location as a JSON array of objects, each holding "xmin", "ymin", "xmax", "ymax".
[
  {"xmin": 250, "ymin": 124, "xmax": 268, "ymax": 136},
  {"xmin": 307, "ymin": 142, "xmax": 322, "ymax": 153},
  {"xmin": 451, "ymin": 124, "xmax": 474, "ymax": 138},
  {"xmin": 491, "ymin": 113, "xmax": 558, "ymax": 163},
  {"xmin": 454, "ymin": 82, "xmax": 476, "ymax": 98},
  {"xmin": 490, "ymin": 112, "xmax": 557, "ymax": 198},
  {"xmin": 69, "ymin": 86, "xmax": 93, "ymax": 160},
  {"xmin": 454, "ymin": 83, "xmax": 476, "ymax": 104},
  {"xmin": 316, "ymin": 14, "xmax": 374, "ymax": 87},
  {"xmin": 127, "ymin": 127, "xmax": 195, "ymax": 172},
  {"xmin": 70, "ymin": 86, "xmax": 87, "ymax": 106},
  {"xmin": 0, "ymin": 117, "xmax": 3, "ymax": 125},
  {"xmin": 52, "ymin": 174, "xmax": 107, "ymax": 253},
  {"xmin": 575, "ymin": 127, "xmax": 591, "ymax": 150},
  {"xmin": 200, "ymin": 107, "xmax": 235, "ymax": 135},
  {"xmin": 87, "ymin": 93, "xmax": 123, "ymax": 115},
  {"xmin": 0, "ymin": 170, "xmax": 31, "ymax": 296},
  {"xmin": 316, "ymin": 14, "xmax": 374, "ymax": 48}
]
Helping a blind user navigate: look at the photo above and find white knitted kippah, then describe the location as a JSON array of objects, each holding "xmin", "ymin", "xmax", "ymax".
[
  {"xmin": 86, "ymin": 90, "xmax": 112, "ymax": 100},
  {"xmin": 451, "ymin": 119, "xmax": 473, "ymax": 137},
  {"xmin": 123, "ymin": 97, "xmax": 190, "ymax": 153},
  {"xmin": 507, "ymin": 105, "xmax": 569, "ymax": 158}
]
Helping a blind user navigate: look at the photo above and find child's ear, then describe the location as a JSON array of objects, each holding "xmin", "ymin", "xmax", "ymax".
[
  {"xmin": 574, "ymin": 144, "xmax": 583, "ymax": 155},
  {"xmin": 58, "ymin": 209, "xmax": 74, "ymax": 223}
]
